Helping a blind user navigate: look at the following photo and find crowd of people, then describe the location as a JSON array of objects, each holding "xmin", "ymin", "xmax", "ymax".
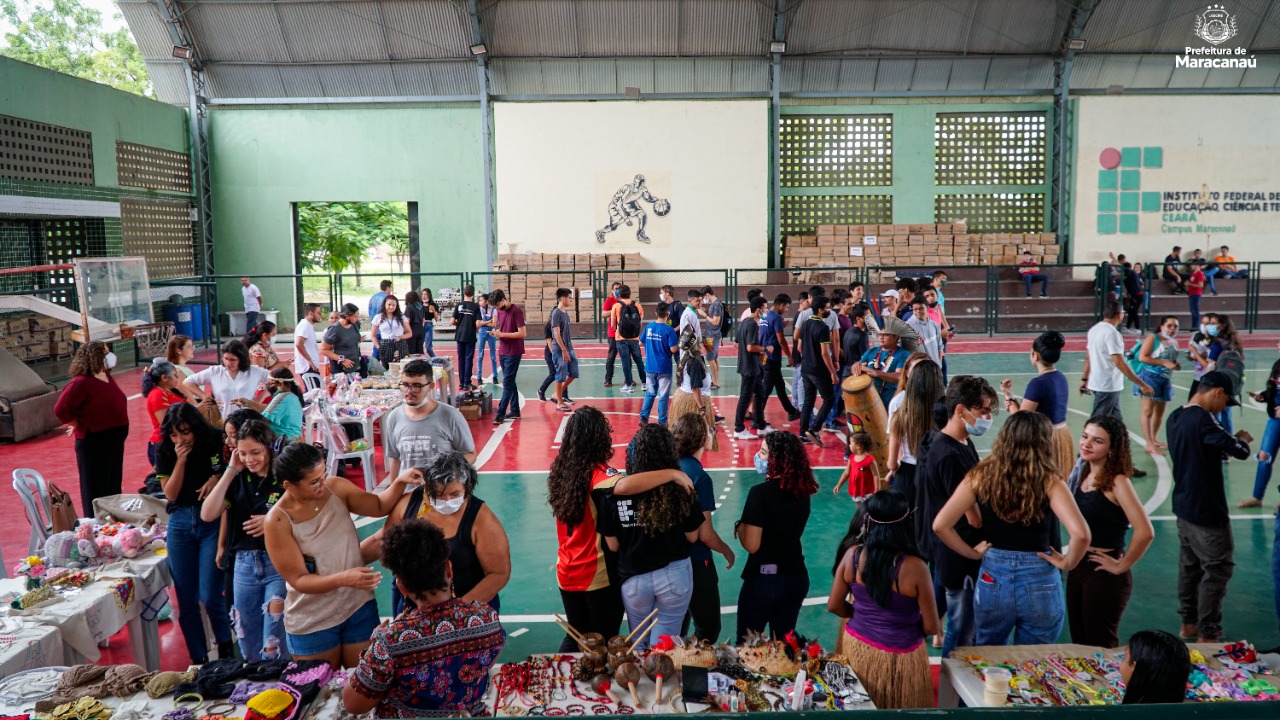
[{"xmin": 41, "ymin": 264, "xmax": 1279, "ymax": 713}]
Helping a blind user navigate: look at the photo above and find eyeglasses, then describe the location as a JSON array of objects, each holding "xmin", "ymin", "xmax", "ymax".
[{"xmin": 399, "ymin": 382, "xmax": 430, "ymax": 391}]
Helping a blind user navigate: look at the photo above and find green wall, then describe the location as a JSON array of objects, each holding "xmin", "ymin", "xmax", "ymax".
[
  {"xmin": 0, "ymin": 57, "xmax": 190, "ymax": 188},
  {"xmin": 207, "ymin": 106, "xmax": 486, "ymax": 278}
]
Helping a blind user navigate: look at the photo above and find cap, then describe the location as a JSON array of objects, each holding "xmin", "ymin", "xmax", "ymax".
[
  {"xmin": 1197, "ymin": 371, "xmax": 1240, "ymax": 406},
  {"xmin": 882, "ymin": 289, "xmax": 900, "ymax": 299}
]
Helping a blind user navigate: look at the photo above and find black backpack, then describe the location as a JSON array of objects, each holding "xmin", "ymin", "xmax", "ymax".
[
  {"xmin": 1216, "ymin": 348, "xmax": 1246, "ymax": 398},
  {"xmin": 719, "ymin": 307, "xmax": 733, "ymax": 335},
  {"xmin": 668, "ymin": 301, "xmax": 685, "ymax": 328},
  {"xmin": 617, "ymin": 301, "xmax": 642, "ymax": 338}
]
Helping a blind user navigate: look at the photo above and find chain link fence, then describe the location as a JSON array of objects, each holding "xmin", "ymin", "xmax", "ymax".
[{"xmin": 470, "ymin": 269, "xmax": 595, "ymax": 340}]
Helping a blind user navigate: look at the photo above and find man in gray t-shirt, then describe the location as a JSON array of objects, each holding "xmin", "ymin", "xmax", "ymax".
[
  {"xmin": 699, "ymin": 288, "xmax": 725, "ymax": 388},
  {"xmin": 381, "ymin": 359, "xmax": 476, "ymax": 484}
]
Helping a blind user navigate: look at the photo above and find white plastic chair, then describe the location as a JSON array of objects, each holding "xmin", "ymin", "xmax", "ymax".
[{"xmin": 12, "ymin": 468, "xmax": 54, "ymax": 554}]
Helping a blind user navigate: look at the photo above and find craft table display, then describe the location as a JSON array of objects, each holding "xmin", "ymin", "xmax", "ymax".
[
  {"xmin": 2, "ymin": 546, "xmax": 171, "ymax": 671},
  {"xmin": 0, "ymin": 617, "xmax": 63, "ymax": 680},
  {"xmin": 938, "ymin": 642, "xmax": 1280, "ymax": 709}
]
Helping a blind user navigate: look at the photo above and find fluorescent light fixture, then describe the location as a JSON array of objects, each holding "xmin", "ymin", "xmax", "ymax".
[
  {"xmin": 470, "ymin": 43, "xmax": 487, "ymax": 55},
  {"xmin": 172, "ymin": 45, "xmax": 193, "ymax": 60},
  {"xmin": 624, "ymin": 86, "xmax": 641, "ymax": 98},
  {"xmin": 770, "ymin": 41, "xmax": 787, "ymax": 54},
  {"xmin": 1068, "ymin": 39, "xmax": 1086, "ymax": 50}
]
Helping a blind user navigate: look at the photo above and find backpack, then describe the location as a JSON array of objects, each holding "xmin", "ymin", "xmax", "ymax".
[
  {"xmin": 1125, "ymin": 335, "xmax": 1151, "ymax": 376},
  {"xmin": 668, "ymin": 301, "xmax": 685, "ymax": 328},
  {"xmin": 719, "ymin": 310, "xmax": 733, "ymax": 336},
  {"xmin": 617, "ymin": 301, "xmax": 642, "ymax": 338},
  {"xmin": 1215, "ymin": 348, "xmax": 1246, "ymax": 398}
]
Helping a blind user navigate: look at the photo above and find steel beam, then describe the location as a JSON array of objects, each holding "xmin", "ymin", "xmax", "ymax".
[
  {"xmin": 1051, "ymin": 1, "xmax": 1099, "ymax": 246},
  {"xmin": 770, "ymin": 0, "xmax": 788, "ymax": 267},
  {"xmin": 208, "ymin": 95, "xmax": 483, "ymax": 105},
  {"xmin": 467, "ymin": 0, "xmax": 496, "ymax": 269}
]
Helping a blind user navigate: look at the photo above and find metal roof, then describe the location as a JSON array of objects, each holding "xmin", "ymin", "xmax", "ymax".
[{"xmin": 115, "ymin": 0, "xmax": 1280, "ymax": 105}]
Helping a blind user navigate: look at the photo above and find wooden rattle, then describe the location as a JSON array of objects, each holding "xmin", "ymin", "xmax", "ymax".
[
  {"xmin": 614, "ymin": 662, "xmax": 643, "ymax": 707},
  {"xmin": 642, "ymin": 652, "xmax": 676, "ymax": 705},
  {"xmin": 591, "ymin": 674, "xmax": 620, "ymax": 704}
]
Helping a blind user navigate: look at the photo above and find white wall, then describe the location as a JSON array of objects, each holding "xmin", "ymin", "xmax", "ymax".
[
  {"xmin": 494, "ymin": 100, "xmax": 769, "ymax": 270},
  {"xmin": 1073, "ymin": 96, "xmax": 1280, "ymax": 267}
]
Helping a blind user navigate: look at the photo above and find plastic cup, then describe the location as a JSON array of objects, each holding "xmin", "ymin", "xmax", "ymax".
[{"xmin": 983, "ymin": 667, "xmax": 1012, "ymax": 706}]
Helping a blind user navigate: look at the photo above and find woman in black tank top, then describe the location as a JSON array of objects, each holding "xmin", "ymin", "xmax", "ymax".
[
  {"xmin": 359, "ymin": 452, "xmax": 510, "ymax": 615},
  {"xmin": 1066, "ymin": 415, "xmax": 1154, "ymax": 648},
  {"xmin": 932, "ymin": 412, "xmax": 1090, "ymax": 647}
]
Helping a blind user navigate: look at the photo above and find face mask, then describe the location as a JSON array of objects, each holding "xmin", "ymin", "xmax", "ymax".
[
  {"xmin": 753, "ymin": 451, "xmax": 768, "ymax": 476},
  {"xmin": 430, "ymin": 496, "xmax": 466, "ymax": 515},
  {"xmin": 927, "ymin": 301, "xmax": 938, "ymax": 308},
  {"xmin": 1160, "ymin": 331, "xmax": 1175, "ymax": 341},
  {"xmin": 940, "ymin": 279, "xmax": 948, "ymax": 287},
  {"xmin": 103, "ymin": 352, "xmax": 118, "ymax": 370},
  {"xmin": 1199, "ymin": 323, "xmax": 1208, "ymax": 335},
  {"xmin": 963, "ymin": 409, "xmax": 993, "ymax": 437},
  {"xmin": 1207, "ymin": 325, "xmax": 1220, "ymax": 337},
  {"xmin": 405, "ymin": 394, "xmax": 431, "ymax": 408}
]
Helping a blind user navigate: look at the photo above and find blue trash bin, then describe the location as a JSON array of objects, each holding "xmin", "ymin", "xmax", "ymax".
[{"xmin": 166, "ymin": 303, "xmax": 205, "ymax": 342}]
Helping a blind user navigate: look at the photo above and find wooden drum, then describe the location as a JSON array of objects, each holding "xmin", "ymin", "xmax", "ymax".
[{"xmin": 841, "ymin": 374, "xmax": 890, "ymax": 475}]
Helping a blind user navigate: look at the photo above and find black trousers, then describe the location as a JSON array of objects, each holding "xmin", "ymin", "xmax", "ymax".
[
  {"xmin": 799, "ymin": 371, "xmax": 835, "ymax": 434},
  {"xmin": 1066, "ymin": 550, "xmax": 1133, "ymax": 648},
  {"xmin": 75, "ymin": 425, "xmax": 129, "ymax": 517},
  {"xmin": 457, "ymin": 341, "xmax": 476, "ymax": 387},
  {"xmin": 681, "ymin": 558, "xmax": 722, "ymax": 642},
  {"xmin": 559, "ymin": 585, "xmax": 624, "ymax": 652},
  {"xmin": 758, "ymin": 358, "xmax": 798, "ymax": 415},
  {"xmin": 540, "ymin": 345, "xmax": 557, "ymax": 395},
  {"xmin": 735, "ymin": 372, "xmax": 766, "ymax": 432},
  {"xmin": 737, "ymin": 572, "xmax": 808, "ymax": 643},
  {"xmin": 604, "ymin": 338, "xmax": 619, "ymax": 383},
  {"xmin": 1124, "ymin": 294, "xmax": 1143, "ymax": 330}
]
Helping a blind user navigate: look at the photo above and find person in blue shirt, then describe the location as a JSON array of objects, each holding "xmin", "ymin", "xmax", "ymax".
[
  {"xmin": 672, "ymin": 413, "xmax": 735, "ymax": 641},
  {"xmin": 854, "ymin": 330, "xmax": 912, "ymax": 408},
  {"xmin": 640, "ymin": 303, "xmax": 681, "ymax": 426},
  {"xmin": 758, "ymin": 294, "xmax": 800, "ymax": 420}
]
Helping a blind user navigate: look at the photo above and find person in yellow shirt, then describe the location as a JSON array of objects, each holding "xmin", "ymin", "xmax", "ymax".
[{"xmin": 1213, "ymin": 245, "xmax": 1249, "ymax": 279}]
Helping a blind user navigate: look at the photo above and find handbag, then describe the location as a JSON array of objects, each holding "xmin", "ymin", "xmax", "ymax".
[
  {"xmin": 48, "ymin": 481, "xmax": 79, "ymax": 533},
  {"xmin": 197, "ymin": 397, "xmax": 223, "ymax": 428}
]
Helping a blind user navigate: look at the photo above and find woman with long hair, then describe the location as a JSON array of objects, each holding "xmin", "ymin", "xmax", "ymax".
[
  {"xmin": 245, "ymin": 321, "xmax": 285, "ymax": 371},
  {"xmin": 1120, "ymin": 630, "xmax": 1190, "ymax": 704},
  {"xmin": 232, "ymin": 367, "xmax": 304, "ymax": 441},
  {"xmin": 1066, "ymin": 414, "xmax": 1154, "ymax": 647},
  {"xmin": 671, "ymin": 328, "xmax": 719, "ymax": 450},
  {"xmin": 1241, "ymin": 356, "xmax": 1280, "ymax": 507},
  {"xmin": 1132, "ymin": 316, "xmax": 1182, "ymax": 455},
  {"xmin": 933, "ymin": 411, "xmax": 1091, "ymax": 646},
  {"xmin": 546, "ymin": 407, "xmax": 686, "ymax": 650},
  {"xmin": 373, "ymin": 294, "xmax": 412, "ymax": 364},
  {"xmin": 201, "ymin": 419, "xmax": 289, "ymax": 661},
  {"xmin": 1000, "ymin": 330, "xmax": 1073, "ymax": 478},
  {"xmin": 736, "ymin": 431, "xmax": 819, "ymax": 640},
  {"xmin": 54, "ymin": 341, "xmax": 129, "ymax": 515},
  {"xmin": 264, "ymin": 442, "xmax": 422, "ymax": 668},
  {"xmin": 155, "ymin": 402, "xmax": 232, "ymax": 663},
  {"xmin": 142, "ymin": 358, "xmax": 189, "ymax": 466},
  {"xmin": 404, "ymin": 290, "xmax": 426, "ymax": 356},
  {"xmin": 420, "ymin": 288, "xmax": 439, "ymax": 358},
  {"xmin": 886, "ymin": 357, "xmax": 944, "ymax": 510},
  {"xmin": 184, "ymin": 339, "xmax": 270, "ymax": 418},
  {"xmin": 476, "ymin": 293, "xmax": 500, "ymax": 384},
  {"xmin": 599, "ymin": 424, "xmax": 705, "ymax": 649},
  {"xmin": 827, "ymin": 490, "xmax": 938, "ymax": 709}
]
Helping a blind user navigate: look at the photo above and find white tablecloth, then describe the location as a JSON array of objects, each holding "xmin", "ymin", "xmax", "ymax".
[{"xmin": 0, "ymin": 618, "xmax": 63, "ymax": 678}]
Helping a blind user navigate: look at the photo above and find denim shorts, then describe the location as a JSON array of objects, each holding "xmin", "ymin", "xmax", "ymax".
[
  {"xmin": 285, "ymin": 599, "xmax": 379, "ymax": 656},
  {"xmin": 1134, "ymin": 370, "xmax": 1174, "ymax": 403},
  {"xmin": 551, "ymin": 347, "xmax": 579, "ymax": 383}
]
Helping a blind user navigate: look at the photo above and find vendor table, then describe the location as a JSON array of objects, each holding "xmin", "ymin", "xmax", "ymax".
[
  {"xmin": 938, "ymin": 643, "xmax": 1280, "ymax": 709},
  {"xmin": 0, "ymin": 617, "xmax": 63, "ymax": 679},
  {"xmin": 332, "ymin": 389, "xmax": 403, "ymax": 482},
  {"xmin": 0, "ymin": 552, "xmax": 171, "ymax": 671},
  {"xmin": 0, "ymin": 677, "xmax": 348, "ymax": 720}
]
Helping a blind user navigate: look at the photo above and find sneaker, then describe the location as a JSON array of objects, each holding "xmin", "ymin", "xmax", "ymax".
[
  {"xmin": 800, "ymin": 433, "xmax": 815, "ymax": 445},
  {"xmin": 786, "ymin": 410, "xmax": 801, "ymax": 422},
  {"xmin": 563, "ymin": 397, "xmax": 575, "ymax": 405},
  {"xmin": 508, "ymin": 414, "xmax": 521, "ymax": 420},
  {"xmin": 604, "ymin": 382, "xmax": 614, "ymax": 388},
  {"xmin": 638, "ymin": 417, "xmax": 649, "ymax": 427},
  {"xmin": 620, "ymin": 385, "xmax": 634, "ymax": 394},
  {"xmin": 714, "ymin": 415, "xmax": 725, "ymax": 424},
  {"xmin": 733, "ymin": 430, "xmax": 758, "ymax": 440},
  {"xmin": 492, "ymin": 415, "xmax": 506, "ymax": 426},
  {"xmin": 757, "ymin": 426, "xmax": 776, "ymax": 436},
  {"xmin": 1132, "ymin": 468, "xmax": 1148, "ymax": 478},
  {"xmin": 538, "ymin": 391, "xmax": 548, "ymax": 402},
  {"xmin": 822, "ymin": 424, "xmax": 841, "ymax": 433},
  {"xmin": 806, "ymin": 430, "xmax": 825, "ymax": 447}
]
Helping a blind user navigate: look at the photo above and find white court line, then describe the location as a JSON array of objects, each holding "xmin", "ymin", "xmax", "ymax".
[
  {"xmin": 1171, "ymin": 382, "xmax": 1267, "ymax": 413},
  {"xmin": 1149, "ymin": 514, "xmax": 1273, "ymax": 522},
  {"xmin": 509, "ymin": 628, "xmax": 529, "ymax": 637},
  {"xmin": 1065, "ymin": 405, "xmax": 1172, "ymax": 514}
]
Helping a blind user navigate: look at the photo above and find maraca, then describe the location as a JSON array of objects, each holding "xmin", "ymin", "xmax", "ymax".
[
  {"xmin": 591, "ymin": 674, "xmax": 620, "ymax": 704},
  {"xmin": 614, "ymin": 662, "xmax": 643, "ymax": 707},
  {"xmin": 642, "ymin": 652, "xmax": 676, "ymax": 704}
]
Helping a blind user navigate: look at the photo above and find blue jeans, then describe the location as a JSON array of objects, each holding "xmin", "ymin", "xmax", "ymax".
[
  {"xmin": 457, "ymin": 342, "xmax": 476, "ymax": 386},
  {"xmin": 791, "ymin": 365, "xmax": 806, "ymax": 414},
  {"xmin": 621, "ymin": 558, "xmax": 693, "ymax": 650},
  {"xmin": 939, "ymin": 570, "xmax": 975, "ymax": 659},
  {"xmin": 618, "ymin": 339, "xmax": 645, "ymax": 385},
  {"xmin": 1219, "ymin": 407, "xmax": 1234, "ymax": 436},
  {"xmin": 973, "ymin": 548, "xmax": 1065, "ymax": 646},
  {"xmin": 1220, "ymin": 267, "xmax": 1248, "ymax": 279},
  {"xmin": 1252, "ymin": 417, "xmax": 1280, "ymax": 501},
  {"xmin": 1189, "ymin": 294, "xmax": 1202, "ymax": 327},
  {"xmin": 422, "ymin": 324, "xmax": 436, "ymax": 357},
  {"xmin": 1203, "ymin": 267, "xmax": 1219, "ymax": 294},
  {"xmin": 166, "ymin": 506, "xmax": 230, "ymax": 661},
  {"xmin": 233, "ymin": 550, "xmax": 289, "ymax": 662},
  {"xmin": 476, "ymin": 329, "xmax": 498, "ymax": 380},
  {"xmin": 1023, "ymin": 273, "xmax": 1049, "ymax": 297},
  {"xmin": 736, "ymin": 572, "xmax": 809, "ymax": 643},
  {"xmin": 497, "ymin": 355, "xmax": 521, "ymax": 418},
  {"xmin": 640, "ymin": 373, "xmax": 673, "ymax": 425}
]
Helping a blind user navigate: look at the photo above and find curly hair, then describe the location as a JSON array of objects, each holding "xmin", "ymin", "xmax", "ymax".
[
  {"xmin": 765, "ymin": 431, "xmax": 818, "ymax": 499},
  {"xmin": 1082, "ymin": 414, "xmax": 1134, "ymax": 494},
  {"xmin": 422, "ymin": 451, "xmax": 478, "ymax": 498},
  {"xmin": 382, "ymin": 518, "xmax": 450, "ymax": 595},
  {"xmin": 69, "ymin": 341, "xmax": 109, "ymax": 377},
  {"xmin": 671, "ymin": 413, "xmax": 708, "ymax": 458},
  {"xmin": 548, "ymin": 407, "xmax": 614, "ymax": 526},
  {"xmin": 967, "ymin": 411, "xmax": 1057, "ymax": 525},
  {"xmin": 626, "ymin": 424, "xmax": 696, "ymax": 537}
]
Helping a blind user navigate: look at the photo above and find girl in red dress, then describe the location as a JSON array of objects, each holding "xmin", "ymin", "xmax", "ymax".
[{"xmin": 834, "ymin": 432, "xmax": 881, "ymax": 500}]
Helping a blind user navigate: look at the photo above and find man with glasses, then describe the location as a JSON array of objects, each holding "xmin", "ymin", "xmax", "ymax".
[{"xmin": 382, "ymin": 359, "xmax": 476, "ymax": 488}]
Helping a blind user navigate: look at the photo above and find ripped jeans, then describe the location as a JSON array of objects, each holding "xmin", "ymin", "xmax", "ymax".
[{"xmin": 233, "ymin": 550, "xmax": 289, "ymax": 662}]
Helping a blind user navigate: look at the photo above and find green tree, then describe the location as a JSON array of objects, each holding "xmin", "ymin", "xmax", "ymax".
[
  {"xmin": 1, "ymin": 0, "xmax": 152, "ymax": 97},
  {"xmin": 297, "ymin": 202, "xmax": 409, "ymax": 275}
]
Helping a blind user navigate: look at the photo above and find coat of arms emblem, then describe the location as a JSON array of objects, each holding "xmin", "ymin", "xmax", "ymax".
[{"xmin": 1194, "ymin": 5, "xmax": 1238, "ymax": 45}]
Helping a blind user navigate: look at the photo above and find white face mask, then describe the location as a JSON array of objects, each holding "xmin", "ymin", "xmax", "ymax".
[
  {"xmin": 430, "ymin": 496, "xmax": 466, "ymax": 515},
  {"xmin": 103, "ymin": 352, "xmax": 118, "ymax": 370}
]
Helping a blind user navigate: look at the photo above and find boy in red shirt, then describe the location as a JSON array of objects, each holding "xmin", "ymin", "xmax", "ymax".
[{"xmin": 1187, "ymin": 265, "xmax": 1205, "ymax": 327}]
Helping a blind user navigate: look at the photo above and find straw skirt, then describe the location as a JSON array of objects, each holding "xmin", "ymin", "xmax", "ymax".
[
  {"xmin": 836, "ymin": 627, "xmax": 933, "ymax": 709},
  {"xmin": 1051, "ymin": 422, "xmax": 1076, "ymax": 481},
  {"xmin": 671, "ymin": 389, "xmax": 719, "ymax": 452}
]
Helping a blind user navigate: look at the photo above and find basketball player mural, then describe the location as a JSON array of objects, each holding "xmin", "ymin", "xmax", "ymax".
[{"xmin": 595, "ymin": 174, "xmax": 671, "ymax": 244}]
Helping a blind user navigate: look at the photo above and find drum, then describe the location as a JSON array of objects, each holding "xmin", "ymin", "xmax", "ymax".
[{"xmin": 841, "ymin": 373, "xmax": 890, "ymax": 475}]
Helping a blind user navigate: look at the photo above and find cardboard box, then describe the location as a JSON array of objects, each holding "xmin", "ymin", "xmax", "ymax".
[
  {"xmin": 621, "ymin": 253, "xmax": 641, "ymax": 269},
  {"xmin": 816, "ymin": 225, "xmax": 836, "ymax": 236},
  {"xmin": 1039, "ymin": 233, "xmax": 1058, "ymax": 244}
]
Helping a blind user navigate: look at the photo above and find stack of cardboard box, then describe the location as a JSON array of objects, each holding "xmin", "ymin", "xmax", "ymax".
[
  {"xmin": 492, "ymin": 252, "xmax": 644, "ymax": 325},
  {"xmin": 0, "ymin": 314, "xmax": 74, "ymax": 361},
  {"xmin": 783, "ymin": 223, "xmax": 1060, "ymax": 283}
]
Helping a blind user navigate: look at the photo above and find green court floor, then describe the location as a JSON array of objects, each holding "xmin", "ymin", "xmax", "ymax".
[{"xmin": 360, "ymin": 349, "xmax": 1280, "ymax": 660}]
